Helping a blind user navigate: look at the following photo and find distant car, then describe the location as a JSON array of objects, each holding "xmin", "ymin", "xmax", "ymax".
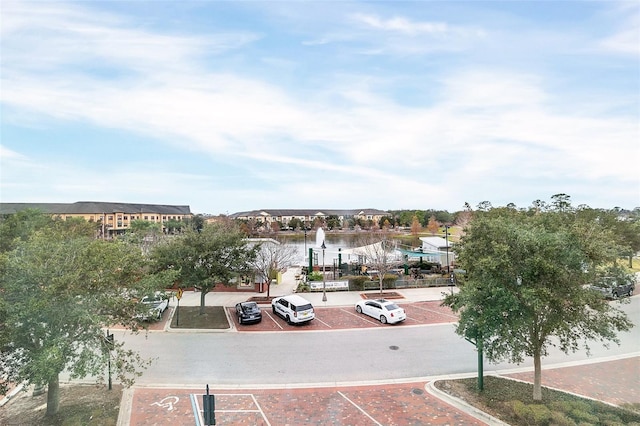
[
  {"xmin": 235, "ymin": 302, "xmax": 262, "ymax": 325},
  {"xmin": 588, "ymin": 277, "xmax": 635, "ymax": 299},
  {"xmin": 271, "ymin": 294, "xmax": 315, "ymax": 324},
  {"xmin": 136, "ymin": 293, "xmax": 169, "ymax": 321},
  {"xmin": 355, "ymin": 299, "xmax": 406, "ymax": 324}
]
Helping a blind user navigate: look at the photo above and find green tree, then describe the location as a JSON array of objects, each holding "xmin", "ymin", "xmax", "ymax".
[
  {"xmin": 1, "ymin": 222, "xmax": 173, "ymax": 416},
  {"xmin": 151, "ymin": 222, "xmax": 258, "ymax": 314},
  {"xmin": 443, "ymin": 202, "xmax": 633, "ymax": 401},
  {"xmin": 125, "ymin": 219, "xmax": 164, "ymax": 256}
]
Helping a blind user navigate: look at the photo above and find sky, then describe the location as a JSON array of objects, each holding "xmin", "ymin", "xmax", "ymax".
[{"xmin": 1, "ymin": 0, "xmax": 639, "ymax": 215}]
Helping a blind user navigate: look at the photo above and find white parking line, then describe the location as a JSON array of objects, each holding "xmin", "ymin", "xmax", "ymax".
[
  {"xmin": 263, "ymin": 311, "xmax": 283, "ymax": 329},
  {"xmin": 190, "ymin": 393, "xmax": 271, "ymax": 426},
  {"xmin": 340, "ymin": 308, "xmax": 379, "ymax": 325},
  {"xmin": 313, "ymin": 316, "xmax": 332, "ymax": 327},
  {"xmin": 410, "ymin": 304, "xmax": 458, "ymax": 319},
  {"xmin": 338, "ymin": 391, "xmax": 383, "ymax": 425}
]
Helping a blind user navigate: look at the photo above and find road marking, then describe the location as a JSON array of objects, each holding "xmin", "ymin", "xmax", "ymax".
[
  {"xmin": 338, "ymin": 391, "xmax": 383, "ymax": 426},
  {"xmin": 313, "ymin": 316, "xmax": 332, "ymax": 327},
  {"xmin": 150, "ymin": 395, "xmax": 179, "ymax": 411},
  {"xmin": 341, "ymin": 308, "xmax": 380, "ymax": 325},
  {"xmin": 264, "ymin": 311, "xmax": 283, "ymax": 329},
  {"xmin": 410, "ymin": 303, "xmax": 458, "ymax": 319},
  {"xmin": 190, "ymin": 393, "xmax": 271, "ymax": 426}
]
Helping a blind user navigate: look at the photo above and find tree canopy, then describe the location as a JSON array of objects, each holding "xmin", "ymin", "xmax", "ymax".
[
  {"xmin": 0, "ymin": 215, "xmax": 174, "ymax": 415},
  {"xmin": 443, "ymin": 198, "xmax": 633, "ymax": 400},
  {"xmin": 151, "ymin": 222, "xmax": 258, "ymax": 314}
]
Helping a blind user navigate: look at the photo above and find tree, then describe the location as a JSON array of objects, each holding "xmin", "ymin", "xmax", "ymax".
[
  {"xmin": 354, "ymin": 230, "xmax": 399, "ymax": 295},
  {"xmin": 125, "ymin": 219, "xmax": 164, "ymax": 256},
  {"xmin": 410, "ymin": 215, "xmax": 421, "ymax": 236},
  {"xmin": 426, "ymin": 215, "xmax": 439, "ymax": 235},
  {"xmin": 443, "ymin": 202, "xmax": 633, "ymax": 401},
  {"xmin": 151, "ymin": 222, "xmax": 258, "ymax": 314},
  {"xmin": 248, "ymin": 239, "xmax": 298, "ymax": 297},
  {"xmin": 1, "ymin": 221, "xmax": 173, "ymax": 415}
]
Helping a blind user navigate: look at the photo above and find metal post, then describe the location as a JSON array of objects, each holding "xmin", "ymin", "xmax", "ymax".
[
  {"xmin": 105, "ymin": 329, "xmax": 114, "ymax": 390},
  {"xmin": 321, "ymin": 240, "xmax": 327, "ymax": 302},
  {"xmin": 445, "ymin": 225, "xmax": 453, "ymax": 294},
  {"xmin": 477, "ymin": 334, "xmax": 484, "ymax": 391}
]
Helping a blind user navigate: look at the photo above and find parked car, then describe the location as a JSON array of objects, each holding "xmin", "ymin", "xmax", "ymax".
[
  {"xmin": 271, "ymin": 294, "xmax": 315, "ymax": 324},
  {"xmin": 588, "ymin": 277, "xmax": 635, "ymax": 299},
  {"xmin": 235, "ymin": 302, "xmax": 262, "ymax": 324},
  {"xmin": 355, "ymin": 299, "xmax": 406, "ymax": 324},
  {"xmin": 136, "ymin": 292, "xmax": 169, "ymax": 321}
]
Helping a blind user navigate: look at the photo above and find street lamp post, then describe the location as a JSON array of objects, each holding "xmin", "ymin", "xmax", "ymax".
[
  {"xmin": 321, "ymin": 240, "xmax": 327, "ymax": 302},
  {"xmin": 444, "ymin": 225, "xmax": 453, "ymax": 293},
  {"xmin": 304, "ymin": 227, "xmax": 308, "ymax": 260}
]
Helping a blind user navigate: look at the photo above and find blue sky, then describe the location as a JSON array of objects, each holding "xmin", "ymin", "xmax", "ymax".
[{"xmin": 1, "ymin": 0, "xmax": 638, "ymax": 215}]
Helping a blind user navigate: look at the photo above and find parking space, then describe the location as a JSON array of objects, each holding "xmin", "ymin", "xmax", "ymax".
[
  {"xmin": 230, "ymin": 301, "xmax": 457, "ymax": 332},
  {"xmin": 128, "ymin": 383, "xmax": 485, "ymax": 425}
]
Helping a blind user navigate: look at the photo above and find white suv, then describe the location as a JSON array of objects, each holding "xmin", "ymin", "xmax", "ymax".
[{"xmin": 271, "ymin": 295, "xmax": 315, "ymax": 324}]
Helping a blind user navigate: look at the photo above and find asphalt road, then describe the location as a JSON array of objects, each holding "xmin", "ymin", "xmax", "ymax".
[{"xmin": 114, "ymin": 296, "xmax": 640, "ymax": 388}]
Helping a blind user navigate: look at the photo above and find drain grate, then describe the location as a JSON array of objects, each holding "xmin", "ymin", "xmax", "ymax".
[{"xmin": 389, "ymin": 345, "xmax": 399, "ymax": 350}]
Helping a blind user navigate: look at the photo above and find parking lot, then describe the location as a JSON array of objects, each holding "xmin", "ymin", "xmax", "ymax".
[{"xmin": 230, "ymin": 301, "xmax": 458, "ymax": 331}]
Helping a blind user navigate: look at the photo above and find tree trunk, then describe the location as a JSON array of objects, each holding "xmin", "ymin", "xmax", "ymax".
[
  {"xmin": 629, "ymin": 255, "xmax": 633, "ymax": 269},
  {"xmin": 199, "ymin": 291, "xmax": 207, "ymax": 315},
  {"xmin": 533, "ymin": 351, "xmax": 542, "ymax": 401},
  {"xmin": 266, "ymin": 280, "xmax": 271, "ymax": 298},
  {"xmin": 379, "ymin": 277, "xmax": 384, "ymax": 295},
  {"xmin": 46, "ymin": 375, "xmax": 60, "ymax": 416}
]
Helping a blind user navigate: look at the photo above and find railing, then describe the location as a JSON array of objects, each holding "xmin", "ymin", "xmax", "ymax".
[{"xmin": 363, "ymin": 277, "xmax": 453, "ymax": 290}]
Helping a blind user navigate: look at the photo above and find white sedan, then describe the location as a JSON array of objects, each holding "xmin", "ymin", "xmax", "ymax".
[
  {"xmin": 355, "ymin": 299, "xmax": 406, "ymax": 324},
  {"xmin": 137, "ymin": 293, "xmax": 169, "ymax": 321}
]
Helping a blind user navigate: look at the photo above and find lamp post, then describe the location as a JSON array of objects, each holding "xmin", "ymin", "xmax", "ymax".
[
  {"xmin": 321, "ymin": 240, "xmax": 327, "ymax": 302},
  {"xmin": 304, "ymin": 227, "xmax": 308, "ymax": 260},
  {"xmin": 444, "ymin": 225, "xmax": 452, "ymax": 293}
]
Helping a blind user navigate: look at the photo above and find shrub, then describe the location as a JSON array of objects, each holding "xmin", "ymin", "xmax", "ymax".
[
  {"xmin": 382, "ymin": 274, "xmax": 399, "ymax": 289},
  {"xmin": 296, "ymin": 282, "xmax": 310, "ymax": 293},
  {"xmin": 508, "ymin": 400, "xmax": 553, "ymax": 425},
  {"xmin": 345, "ymin": 275, "xmax": 367, "ymax": 291},
  {"xmin": 307, "ymin": 271, "xmax": 323, "ymax": 281}
]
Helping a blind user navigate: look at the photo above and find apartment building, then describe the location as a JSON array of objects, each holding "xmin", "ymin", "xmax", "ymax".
[
  {"xmin": 229, "ymin": 208, "xmax": 389, "ymax": 228},
  {"xmin": 0, "ymin": 201, "xmax": 192, "ymax": 236}
]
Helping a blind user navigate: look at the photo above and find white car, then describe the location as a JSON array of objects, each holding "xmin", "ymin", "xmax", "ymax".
[
  {"xmin": 355, "ymin": 299, "xmax": 406, "ymax": 324},
  {"xmin": 137, "ymin": 293, "xmax": 169, "ymax": 321}
]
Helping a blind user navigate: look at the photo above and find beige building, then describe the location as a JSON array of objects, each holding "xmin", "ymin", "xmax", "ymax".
[
  {"xmin": 229, "ymin": 208, "xmax": 389, "ymax": 228},
  {"xmin": 0, "ymin": 201, "xmax": 192, "ymax": 236}
]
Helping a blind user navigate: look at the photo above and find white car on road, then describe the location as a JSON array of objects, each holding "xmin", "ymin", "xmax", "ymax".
[{"xmin": 355, "ymin": 299, "xmax": 406, "ymax": 324}]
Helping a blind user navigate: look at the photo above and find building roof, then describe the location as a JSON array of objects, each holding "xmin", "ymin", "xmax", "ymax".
[
  {"xmin": 419, "ymin": 237, "xmax": 451, "ymax": 248},
  {"xmin": 229, "ymin": 208, "xmax": 389, "ymax": 218},
  {"xmin": 0, "ymin": 201, "xmax": 192, "ymax": 215}
]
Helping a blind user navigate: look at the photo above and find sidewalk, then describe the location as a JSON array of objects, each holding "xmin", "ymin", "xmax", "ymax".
[{"xmin": 174, "ymin": 266, "xmax": 454, "ymax": 308}]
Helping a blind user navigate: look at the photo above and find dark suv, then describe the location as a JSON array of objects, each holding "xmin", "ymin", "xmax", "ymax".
[{"xmin": 588, "ymin": 276, "xmax": 635, "ymax": 299}]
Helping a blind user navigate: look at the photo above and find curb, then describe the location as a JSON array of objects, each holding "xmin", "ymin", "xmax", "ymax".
[
  {"xmin": 425, "ymin": 380, "xmax": 509, "ymax": 425},
  {"xmin": 0, "ymin": 383, "xmax": 24, "ymax": 407}
]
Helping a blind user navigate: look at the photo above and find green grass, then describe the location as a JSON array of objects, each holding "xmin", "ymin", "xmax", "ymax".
[{"xmin": 436, "ymin": 376, "xmax": 640, "ymax": 426}]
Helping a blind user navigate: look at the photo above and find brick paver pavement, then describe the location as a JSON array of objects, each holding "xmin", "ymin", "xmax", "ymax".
[{"xmin": 128, "ymin": 383, "xmax": 485, "ymax": 426}]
